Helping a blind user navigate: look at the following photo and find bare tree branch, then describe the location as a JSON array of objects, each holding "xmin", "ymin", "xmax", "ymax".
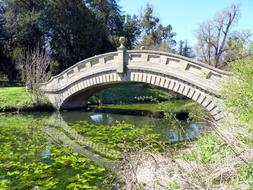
[
  {"xmin": 16, "ymin": 45, "xmax": 52, "ymax": 106},
  {"xmin": 195, "ymin": 3, "xmax": 240, "ymax": 68}
]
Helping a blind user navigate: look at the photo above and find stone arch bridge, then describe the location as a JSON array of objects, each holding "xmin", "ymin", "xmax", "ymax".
[{"xmin": 40, "ymin": 42, "xmax": 230, "ymax": 121}]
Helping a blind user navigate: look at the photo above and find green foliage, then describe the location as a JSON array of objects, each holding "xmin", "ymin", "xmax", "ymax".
[
  {"xmin": 0, "ymin": 2, "xmax": 17, "ymax": 81},
  {"xmin": 167, "ymin": 180, "xmax": 180, "ymax": 190},
  {"xmin": 188, "ymin": 103, "xmax": 210, "ymax": 122},
  {"xmin": 2, "ymin": 0, "xmax": 46, "ymax": 81},
  {"xmin": 173, "ymin": 51, "xmax": 253, "ymax": 187},
  {"xmin": 237, "ymin": 163, "xmax": 253, "ymax": 187},
  {"xmin": 1, "ymin": 0, "xmax": 180, "ymax": 80},
  {"xmin": 221, "ymin": 54, "xmax": 253, "ymax": 132},
  {"xmin": 72, "ymin": 120, "xmax": 165, "ymax": 155},
  {"xmin": 217, "ymin": 50, "xmax": 253, "ymax": 188},
  {"xmin": 44, "ymin": 0, "xmax": 108, "ymax": 71},
  {"xmin": 85, "ymin": 0, "xmax": 122, "ymax": 35},
  {"xmin": 0, "ymin": 113, "xmax": 110, "ymax": 189},
  {"xmin": 1, "ymin": 0, "xmax": 143, "ymax": 78},
  {"xmin": 121, "ymin": 14, "xmax": 142, "ymax": 49},
  {"xmin": 138, "ymin": 3, "xmax": 176, "ymax": 50},
  {"xmin": 85, "ymin": 0, "xmax": 141, "ymax": 50},
  {"xmin": 225, "ymin": 30, "xmax": 253, "ymax": 63},
  {"xmin": 3, "ymin": 0, "xmax": 48, "ymax": 62}
]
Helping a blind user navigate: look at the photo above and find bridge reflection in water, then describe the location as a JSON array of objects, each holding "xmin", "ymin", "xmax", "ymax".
[
  {"xmin": 44, "ymin": 111, "xmax": 204, "ymax": 171},
  {"xmin": 45, "ymin": 112, "xmax": 120, "ymax": 172}
]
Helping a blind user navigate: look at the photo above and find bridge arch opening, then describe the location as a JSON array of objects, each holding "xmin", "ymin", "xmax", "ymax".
[
  {"xmin": 58, "ymin": 71, "xmax": 221, "ymax": 120},
  {"xmin": 87, "ymin": 83, "xmax": 186, "ymax": 105}
]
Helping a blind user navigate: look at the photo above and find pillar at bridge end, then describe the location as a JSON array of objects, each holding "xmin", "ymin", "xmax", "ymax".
[{"xmin": 117, "ymin": 37, "xmax": 126, "ymax": 74}]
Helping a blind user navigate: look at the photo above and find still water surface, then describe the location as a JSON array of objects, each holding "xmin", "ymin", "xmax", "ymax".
[{"xmin": 0, "ymin": 109, "xmax": 203, "ymax": 189}]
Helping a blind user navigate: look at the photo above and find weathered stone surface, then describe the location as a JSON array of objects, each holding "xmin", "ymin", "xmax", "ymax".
[{"xmin": 40, "ymin": 48, "xmax": 231, "ymax": 121}]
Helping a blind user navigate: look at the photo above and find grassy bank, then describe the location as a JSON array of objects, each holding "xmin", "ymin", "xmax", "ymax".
[
  {"xmin": 0, "ymin": 84, "xmax": 186, "ymax": 112},
  {"xmin": 0, "ymin": 87, "xmax": 52, "ymax": 111},
  {"xmin": 95, "ymin": 100, "xmax": 198, "ymax": 112},
  {"xmin": 167, "ymin": 55, "xmax": 253, "ymax": 189}
]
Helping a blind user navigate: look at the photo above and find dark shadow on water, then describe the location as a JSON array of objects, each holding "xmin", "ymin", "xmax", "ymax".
[{"xmin": 88, "ymin": 107, "xmax": 190, "ymax": 120}]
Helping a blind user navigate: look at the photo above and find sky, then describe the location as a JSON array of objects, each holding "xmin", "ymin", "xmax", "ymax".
[{"xmin": 119, "ymin": 0, "xmax": 253, "ymax": 46}]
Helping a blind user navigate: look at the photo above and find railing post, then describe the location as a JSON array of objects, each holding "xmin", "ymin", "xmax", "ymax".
[{"xmin": 117, "ymin": 37, "xmax": 126, "ymax": 74}]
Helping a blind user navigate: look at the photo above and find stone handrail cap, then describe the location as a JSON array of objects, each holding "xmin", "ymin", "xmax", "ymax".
[
  {"xmin": 119, "ymin": 36, "xmax": 126, "ymax": 45},
  {"xmin": 118, "ymin": 36, "xmax": 126, "ymax": 49},
  {"xmin": 140, "ymin": 46, "xmax": 145, "ymax": 50}
]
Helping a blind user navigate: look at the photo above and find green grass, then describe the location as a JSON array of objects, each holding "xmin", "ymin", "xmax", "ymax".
[
  {"xmin": 89, "ymin": 83, "xmax": 184, "ymax": 104},
  {"xmin": 0, "ymin": 84, "xmax": 187, "ymax": 111},
  {"xmin": 96, "ymin": 100, "xmax": 198, "ymax": 112},
  {"xmin": 0, "ymin": 87, "xmax": 33, "ymax": 111},
  {"xmin": 0, "ymin": 87, "xmax": 51, "ymax": 111},
  {"xmin": 174, "ymin": 132, "xmax": 232, "ymax": 164}
]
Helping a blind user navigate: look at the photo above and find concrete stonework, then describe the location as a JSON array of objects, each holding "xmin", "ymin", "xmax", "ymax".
[{"xmin": 40, "ymin": 43, "xmax": 231, "ymax": 121}]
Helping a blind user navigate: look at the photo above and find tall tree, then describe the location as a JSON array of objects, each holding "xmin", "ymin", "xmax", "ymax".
[
  {"xmin": 43, "ymin": 0, "xmax": 108, "ymax": 72},
  {"xmin": 0, "ymin": 1, "xmax": 16, "ymax": 81},
  {"xmin": 85, "ymin": 0, "xmax": 123, "ymax": 49},
  {"xmin": 122, "ymin": 14, "xmax": 142, "ymax": 49},
  {"xmin": 138, "ymin": 4, "xmax": 176, "ymax": 51},
  {"xmin": 225, "ymin": 30, "xmax": 252, "ymax": 62},
  {"xmin": 1, "ymin": 0, "xmax": 46, "ymax": 81},
  {"xmin": 195, "ymin": 4, "xmax": 240, "ymax": 68},
  {"xmin": 4, "ymin": 0, "xmax": 46, "ymax": 51},
  {"xmin": 0, "ymin": 0, "xmax": 143, "ymax": 80},
  {"xmin": 109, "ymin": 14, "xmax": 141, "ymax": 49},
  {"xmin": 85, "ymin": 0, "xmax": 122, "ymax": 35},
  {"xmin": 177, "ymin": 40, "xmax": 194, "ymax": 58}
]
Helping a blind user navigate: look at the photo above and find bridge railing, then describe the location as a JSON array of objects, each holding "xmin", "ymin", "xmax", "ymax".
[
  {"xmin": 127, "ymin": 50, "xmax": 231, "ymax": 78},
  {"xmin": 40, "ymin": 52, "xmax": 119, "ymax": 91}
]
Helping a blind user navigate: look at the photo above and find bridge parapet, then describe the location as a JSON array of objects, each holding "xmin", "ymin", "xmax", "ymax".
[
  {"xmin": 40, "ymin": 52, "xmax": 120, "ymax": 91},
  {"xmin": 126, "ymin": 50, "xmax": 231, "ymax": 92},
  {"xmin": 127, "ymin": 50, "xmax": 229, "ymax": 77},
  {"xmin": 41, "ymin": 49, "xmax": 230, "ymax": 93}
]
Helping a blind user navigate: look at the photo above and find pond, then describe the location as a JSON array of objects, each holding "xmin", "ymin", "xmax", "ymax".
[{"xmin": 0, "ymin": 104, "xmax": 204, "ymax": 189}]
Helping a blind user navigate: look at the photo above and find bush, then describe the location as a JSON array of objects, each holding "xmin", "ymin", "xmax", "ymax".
[{"xmin": 221, "ymin": 54, "xmax": 253, "ymax": 132}]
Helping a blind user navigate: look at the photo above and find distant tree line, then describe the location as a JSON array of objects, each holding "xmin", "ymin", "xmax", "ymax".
[
  {"xmin": 2, "ymin": 1, "xmax": 249, "ymax": 82},
  {"xmin": 0, "ymin": 1, "xmax": 195, "ymax": 82}
]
